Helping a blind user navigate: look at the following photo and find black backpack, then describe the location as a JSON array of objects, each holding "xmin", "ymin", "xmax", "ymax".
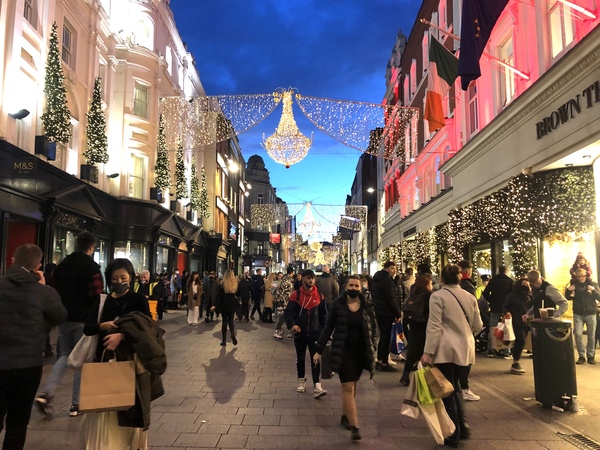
[{"xmin": 402, "ymin": 291, "xmax": 429, "ymax": 323}]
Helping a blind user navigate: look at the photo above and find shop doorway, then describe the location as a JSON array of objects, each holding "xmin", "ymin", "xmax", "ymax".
[{"xmin": 5, "ymin": 219, "xmax": 38, "ymax": 269}]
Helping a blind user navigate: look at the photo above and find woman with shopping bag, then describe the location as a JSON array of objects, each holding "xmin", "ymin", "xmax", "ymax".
[
  {"xmin": 420, "ymin": 264, "xmax": 482, "ymax": 448},
  {"xmin": 79, "ymin": 258, "xmax": 154, "ymax": 449}
]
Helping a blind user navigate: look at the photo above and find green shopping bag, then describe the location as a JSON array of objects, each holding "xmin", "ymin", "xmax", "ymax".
[{"xmin": 415, "ymin": 363, "xmax": 438, "ymax": 405}]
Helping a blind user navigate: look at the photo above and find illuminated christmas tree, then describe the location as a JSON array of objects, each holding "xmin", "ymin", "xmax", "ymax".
[
  {"xmin": 175, "ymin": 140, "xmax": 187, "ymax": 200},
  {"xmin": 199, "ymin": 166, "xmax": 210, "ymax": 219},
  {"xmin": 189, "ymin": 156, "xmax": 201, "ymax": 211},
  {"xmin": 83, "ymin": 77, "xmax": 109, "ymax": 165},
  {"xmin": 41, "ymin": 22, "xmax": 71, "ymax": 144},
  {"xmin": 154, "ymin": 114, "xmax": 171, "ymax": 191}
]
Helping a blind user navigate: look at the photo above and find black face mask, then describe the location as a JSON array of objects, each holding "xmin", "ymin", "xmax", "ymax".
[
  {"xmin": 347, "ymin": 289, "xmax": 361, "ymax": 298},
  {"xmin": 111, "ymin": 282, "xmax": 129, "ymax": 294}
]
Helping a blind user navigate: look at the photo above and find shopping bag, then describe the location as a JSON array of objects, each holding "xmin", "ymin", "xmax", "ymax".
[
  {"xmin": 390, "ymin": 322, "xmax": 405, "ymax": 355},
  {"xmin": 503, "ymin": 316, "xmax": 516, "ymax": 342},
  {"xmin": 424, "ymin": 366, "xmax": 454, "ymax": 399},
  {"xmin": 321, "ymin": 343, "xmax": 333, "ymax": 379},
  {"xmin": 79, "ymin": 351, "xmax": 136, "ymax": 413},
  {"xmin": 415, "ymin": 363, "xmax": 437, "ymax": 405},
  {"xmin": 523, "ymin": 330, "xmax": 533, "ymax": 352},
  {"xmin": 67, "ymin": 335, "xmax": 98, "ymax": 369},
  {"xmin": 419, "ymin": 399, "xmax": 456, "ymax": 445},
  {"xmin": 400, "ymin": 371, "xmax": 420, "ymax": 419},
  {"xmin": 493, "ymin": 322, "xmax": 505, "ymax": 340}
]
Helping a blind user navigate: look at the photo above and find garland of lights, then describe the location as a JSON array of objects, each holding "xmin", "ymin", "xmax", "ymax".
[
  {"xmin": 382, "ymin": 167, "xmax": 594, "ymax": 277},
  {"xmin": 41, "ymin": 22, "xmax": 71, "ymax": 144},
  {"xmin": 198, "ymin": 167, "xmax": 210, "ymax": 219},
  {"xmin": 161, "ymin": 91, "xmax": 419, "ymax": 164},
  {"xmin": 175, "ymin": 140, "xmax": 187, "ymax": 200}
]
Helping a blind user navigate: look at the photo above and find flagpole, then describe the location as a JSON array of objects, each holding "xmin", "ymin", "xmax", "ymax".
[{"xmin": 420, "ymin": 18, "xmax": 530, "ymax": 80}]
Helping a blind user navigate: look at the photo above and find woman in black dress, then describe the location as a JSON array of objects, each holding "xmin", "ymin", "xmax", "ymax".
[{"xmin": 314, "ymin": 275, "xmax": 378, "ymax": 441}]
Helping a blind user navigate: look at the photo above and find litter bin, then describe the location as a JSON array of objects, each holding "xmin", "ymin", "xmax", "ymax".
[{"xmin": 530, "ymin": 318, "xmax": 577, "ymax": 408}]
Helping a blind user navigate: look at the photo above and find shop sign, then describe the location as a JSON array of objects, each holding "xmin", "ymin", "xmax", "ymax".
[
  {"xmin": 269, "ymin": 233, "xmax": 280, "ymax": 244},
  {"xmin": 536, "ymin": 80, "xmax": 599, "ymax": 140},
  {"xmin": 0, "ymin": 158, "xmax": 37, "ymax": 177}
]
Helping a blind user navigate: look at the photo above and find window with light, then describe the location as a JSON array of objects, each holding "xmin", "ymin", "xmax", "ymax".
[
  {"xmin": 134, "ymin": 83, "xmax": 149, "ymax": 119},
  {"xmin": 548, "ymin": 0, "xmax": 575, "ymax": 58}
]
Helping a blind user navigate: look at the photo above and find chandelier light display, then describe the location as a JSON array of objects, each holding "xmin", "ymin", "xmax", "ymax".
[
  {"xmin": 261, "ymin": 88, "xmax": 313, "ymax": 168},
  {"xmin": 297, "ymin": 202, "xmax": 320, "ymax": 237},
  {"xmin": 161, "ymin": 90, "xmax": 418, "ymax": 164}
]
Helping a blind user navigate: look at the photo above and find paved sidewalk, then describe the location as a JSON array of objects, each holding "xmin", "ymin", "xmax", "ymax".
[{"xmin": 13, "ymin": 311, "xmax": 595, "ymax": 449}]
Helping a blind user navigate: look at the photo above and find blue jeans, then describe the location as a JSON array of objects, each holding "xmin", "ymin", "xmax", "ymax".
[
  {"xmin": 573, "ymin": 314, "xmax": 597, "ymax": 359},
  {"xmin": 39, "ymin": 322, "xmax": 83, "ymax": 404}
]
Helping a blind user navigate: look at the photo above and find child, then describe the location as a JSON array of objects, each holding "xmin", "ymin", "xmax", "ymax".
[{"xmin": 570, "ymin": 252, "xmax": 592, "ymax": 281}]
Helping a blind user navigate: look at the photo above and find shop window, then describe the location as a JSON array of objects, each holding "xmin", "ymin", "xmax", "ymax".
[
  {"xmin": 53, "ymin": 229, "xmax": 77, "ymax": 264},
  {"xmin": 133, "ymin": 82, "xmax": 149, "ymax": 119},
  {"xmin": 114, "ymin": 241, "xmax": 149, "ymax": 274},
  {"xmin": 497, "ymin": 35, "xmax": 515, "ymax": 107},
  {"xmin": 62, "ymin": 19, "xmax": 76, "ymax": 69},
  {"xmin": 129, "ymin": 153, "xmax": 145, "ymax": 198},
  {"xmin": 467, "ymin": 83, "xmax": 479, "ymax": 137},
  {"xmin": 155, "ymin": 247, "xmax": 169, "ymax": 274},
  {"xmin": 548, "ymin": 0, "xmax": 575, "ymax": 59}
]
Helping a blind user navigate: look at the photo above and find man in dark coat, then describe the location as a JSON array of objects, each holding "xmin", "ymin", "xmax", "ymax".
[
  {"xmin": 35, "ymin": 231, "xmax": 103, "ymax": 418},
  {"xmin": 315, "ymin": 265, "xmax": 339, "ymax": 309},
  {"xmin": 482, "ymin": 266, "xmax": 514, "ymax": 357},
  {"xmin": 250, "ymin": 268, "xmax": 264, "ymax": 320},
  {"xmin": 371, "ymin": 261, "xmax": 401, "ymax": 371},
  {"xmin": 0, "ymin": 244, "xmax": 67, "ymax": 450}
]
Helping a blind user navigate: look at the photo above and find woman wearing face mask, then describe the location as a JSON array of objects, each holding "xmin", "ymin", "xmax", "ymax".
[
  {"xmin": 81, "ymin": 258, "xmax": 151, "ymax": 448},
  {"xmin": 503, "ymin": 278, "xmax": 532, "ymax": 375},
  {"xmin": 313, "ymin": 274, "xmax": 378, "ymax": 442}
]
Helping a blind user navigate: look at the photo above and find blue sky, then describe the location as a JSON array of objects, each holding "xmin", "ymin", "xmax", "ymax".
[{"xmin": 170, "ymin": 0, "xmax": 420, "ymax": 214}]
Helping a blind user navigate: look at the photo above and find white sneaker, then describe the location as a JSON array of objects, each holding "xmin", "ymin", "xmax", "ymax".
[
  {"xmin": 388, "ymin": 359, "xmax": 398, "ymax": 366},
  {"xmin": 313, "ymin": 382, "xmax": 327, "ymax": 398},
  {"xmin": 297, "ymin": 378, "xmax": 306, "ymax": 393},
  {"xmin": 273, "ymin": 330, "xmax": 283, "ymax": 339},
  {"xmin": 462, "ymin": 389, "xmax": 481, "ymax": 402}
]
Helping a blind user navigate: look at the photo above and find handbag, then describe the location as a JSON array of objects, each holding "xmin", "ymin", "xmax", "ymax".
[
  {"xmin": 68, "ymin": 294, "xmax": 107, "ymax": 370},
  {"xmin": 79, "ymin": 349, "xmax": 136, "ymax": 413},
  {"xmin": 415, "ymin": 363, "xmax": 437, "ymax": 405},
  {"xmin": 400, "ymin": 371, "xmax": 420, "ymax": 419},
  {"xmin": 390, "ymin": 322, "xmax": 405, "ymax": 355},
  {"xmin": 424, "ymin": 365, "xmax": 454, "ymax": 399}
]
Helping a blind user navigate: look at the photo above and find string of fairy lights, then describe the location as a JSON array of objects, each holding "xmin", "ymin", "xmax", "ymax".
[
  {"xmin": 379, "ymin": 168, "xmax": 595, "ymax": 277},
  {"xmin": 161, "ymin": 90, "xmax": 419, "ymax": 166}
]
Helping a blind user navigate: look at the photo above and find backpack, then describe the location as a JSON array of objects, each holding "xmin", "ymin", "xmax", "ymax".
[{"xmin": 402, "ymin": 291, "xmax": 428, "ymax": 323}]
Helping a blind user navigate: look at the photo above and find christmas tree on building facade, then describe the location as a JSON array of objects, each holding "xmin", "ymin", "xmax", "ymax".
[
  {"xmin": 189, "ymin": 156, "xmax": 201, "ymax": 212},
  {"xmin": 41, "ymin": 21, "xmax": 71, "ymax": 144},
  {"xmin": 154, "ymin": 114, "xmax": 171, "ymax": 193},
  {"xmin": 83, "ymin": 77, "xmax": 109, "ymax": 165},
  {"xmin": 175, "ymin": 139, "xmax": 187, "ymax": 200},
  {"xmin": 199, "ymin": 166, "xmax": 210, "ymax": 219}
]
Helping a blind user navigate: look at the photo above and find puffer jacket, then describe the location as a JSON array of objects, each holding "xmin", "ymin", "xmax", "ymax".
[
  {"xmin": 315, "ymin": 272, "xmax": 339, "ymax": 304},
  {"xmin": 0, "ymin": 264, "xmax": 67, "ymax": 370},
  {"xmin": 565, "ymin": 278, "xmax": 600, "ymax": 316},
  {"xmin": 316, "ymin": 294, "xmax": 379, "ymax": 378}
]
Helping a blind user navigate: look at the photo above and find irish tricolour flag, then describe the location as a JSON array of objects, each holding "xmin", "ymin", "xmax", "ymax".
[{"xmin": 424, "ymin": 37, "xmax": 458, "ymax": 133}]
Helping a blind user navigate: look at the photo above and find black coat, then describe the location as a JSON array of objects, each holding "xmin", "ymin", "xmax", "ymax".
[
  {"xmin": 237, "ymin": 279, "xmax": 252, "ymax": 301},
  {"xmin": 482, "ymin": 273, "xmax": 514, "ymax": 313},
  {"xmin": 215, "ymin": 287, "xmax": 239, "ymax": 314},
  {"xmin": 316, "ymin": 295, "xmax": 379, "ymax": 378},
  {"xmin": 371, "ymin": 270, "xmax": 401, "ymax": 318},
  {"xmin": 565, "ymin": 278, "xmax": 600, "ymax": 316}
]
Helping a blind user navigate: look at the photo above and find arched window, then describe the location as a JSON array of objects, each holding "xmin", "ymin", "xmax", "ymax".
[{"xmin": 135, "ymin": 17, "xmax": 154, "ymax": 50}]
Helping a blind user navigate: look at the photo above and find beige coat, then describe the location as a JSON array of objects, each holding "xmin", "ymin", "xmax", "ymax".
[
  {"xmin": 424, "ymin": 284, "xmax": 483, "ymax": 367},
  {"xmin": 264, "ymin": 278, "xmax": 274, "ymax": 308}
]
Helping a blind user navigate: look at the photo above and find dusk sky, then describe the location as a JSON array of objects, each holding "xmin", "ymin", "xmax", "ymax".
[{"xmin": 170, "ymin": 0, "xmax": 421, "ymax": 228}]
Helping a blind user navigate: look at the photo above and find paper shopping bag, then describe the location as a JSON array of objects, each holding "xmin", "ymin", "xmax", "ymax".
[
  {"xmin": 424, "ymin": 366, "xmax": 454, "ymax": 399},
  {"xmin": 419, "ymin": 400, "xmax": 456, "ymax": 445},
  {"xmin": 415, "ymin": 364, "xmax": 437, "ymax": 405},
  {"xmin": 400, "ymin": 371, "xmax": 420, "ymax": 419},
  {"xmin": 390, "ymin": 322, "xmax": 405, "ymax": 355},
  {"xmin": 79, "ymin": 357, "xmax": 136, "ymax": 413}
]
